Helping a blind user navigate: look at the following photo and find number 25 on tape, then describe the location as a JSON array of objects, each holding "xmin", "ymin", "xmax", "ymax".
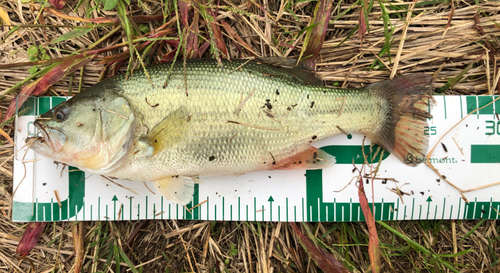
[{"xmin": 424, "ymin": 126, "xmax": 437, "ymax": 136}]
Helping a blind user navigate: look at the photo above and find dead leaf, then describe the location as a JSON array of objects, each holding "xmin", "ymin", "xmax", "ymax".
[
  {"xmin": 290, "ymin": 223, "xmax": 351, "ymax": 273},
  {"xmin": 0, "ymin": 6, "xmax": 12, "ymax": 30},
  {"xmin": 0, "ymin": 127, "xmax": 15, "ymax": 146},
  {"xmin": 72, "ymin": 222, "xmax": 85, "ymax": 272},
  {"xmin": 16, "ymin": 222, "xmax": 47, "ymax": 257},
  {"xmin": 207, "ymin": 7, "xmax": 228, "ymax": 60},
  {"xmin": 179, "ymin": 0, "xmax": 190, "ymax": 27},
  {"xmin": 358, "ymin": 9, "xmax": 367, "ymax": 42},
  {"xmin": 221, "ymin": 20, "xmax": 258, "ymax": 57},
  {"xmin": 45, "ymin": 8, "xmax": 163, "ymax": 24},
  {"xmin": 186, "ymin": 4, "xmax": 200, "ymax": 59},
  {"xmin": 299, "ymin": 0, "xmax": 335, "ymax": 70},
  {"xmin": 4, "ymin": 57, "xmax": 92, "ymax": 121},
  {"xmin": 358, "ymin": 175, "xmax": 381, "ymax": 272},
  {"xmin": 49, "ymin": 0, "xmax": 66, "ymax": 9}
]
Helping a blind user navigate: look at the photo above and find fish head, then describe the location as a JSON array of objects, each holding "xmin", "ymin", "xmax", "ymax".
[{"xmin": 29, "ymin": 92, "xmax": 136, "ymax": 173}]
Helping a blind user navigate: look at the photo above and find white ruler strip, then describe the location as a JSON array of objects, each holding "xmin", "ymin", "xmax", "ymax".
[{"xmin": 12, "ymin": 95, "xmax": 500, "ymax": 222}]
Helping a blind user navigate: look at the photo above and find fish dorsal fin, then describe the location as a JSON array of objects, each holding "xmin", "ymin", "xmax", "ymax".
[
  {"xmin": 255, "ymin": 57, "xmax": 324, "ymax": 86},
  {"xmin": 274, "ymin": 146, "xmax": 336, "ymax": 170},
  {"xmin": 153, "ymin": 176, "xmax": 195, "ymax": 205},
  {"xmin": 141, "ymin": 106, "xmax": 190, "ymax": 156}
]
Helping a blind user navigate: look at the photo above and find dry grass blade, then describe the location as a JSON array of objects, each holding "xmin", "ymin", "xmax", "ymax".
[{"xmin": 71, "ymin": 221, "xmax": 85, "ymax": 272}]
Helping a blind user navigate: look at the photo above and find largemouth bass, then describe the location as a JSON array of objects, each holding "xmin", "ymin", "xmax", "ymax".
[{"xmin": 29, "ymin": 59, "xmax": 432, "ymax": 204}]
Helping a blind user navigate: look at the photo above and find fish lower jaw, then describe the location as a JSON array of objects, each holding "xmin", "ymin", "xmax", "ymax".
[{"xmin": 29, "ymin": 137, "xmax": 56, "ymax": 157}]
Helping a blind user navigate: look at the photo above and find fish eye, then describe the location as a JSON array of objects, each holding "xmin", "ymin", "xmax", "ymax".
[{"xmin": 54, "ymin": 106, "xmax": 69, "ymax": 122}]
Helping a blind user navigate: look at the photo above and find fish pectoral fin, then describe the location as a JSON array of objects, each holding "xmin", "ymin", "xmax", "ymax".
[
  {"xmin": 140, "ymin": 106, "xmax": 190, "ymax": 156},
  {"xmin": 153, "ymin": 176, "xmax": 195, "ymax": 205},
  {"xmin": 274, "ymin": 146, "xmax": 336, "ymax": 170}
]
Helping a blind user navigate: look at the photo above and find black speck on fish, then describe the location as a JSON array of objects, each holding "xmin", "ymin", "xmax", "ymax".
[
  {"xmin": 209, "ymin": 156, "xmax": 215, "ymax": 161},
  {"xmin": 310, "ymin": 101, "xmax": 315, "ymax": 108},
  {"xmin": 264, "ymin": 99, "xmax": 272, "ymax": 110},
  {"xmin": 276, "ymin": 89, "xmax": 280, "ymax": 95}
]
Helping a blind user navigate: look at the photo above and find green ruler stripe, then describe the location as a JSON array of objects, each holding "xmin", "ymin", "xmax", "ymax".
[
  {"xmin": 495, "ymin": 96, "xmax": 500, "ymax": 114},
  {"xmin": 443, "ymin": 95, "xmax": 447, "ymax": 119},
  {"xmin": 471, "ymin": 145, "xmax": 500, "ymax": 163},
  {"xmin": 478, "ymin": 96, "xmax": 494, "ymax": 115},
  {"xmin": 466, "ymin": 96, "xmax": 478, "ymax": 117}
]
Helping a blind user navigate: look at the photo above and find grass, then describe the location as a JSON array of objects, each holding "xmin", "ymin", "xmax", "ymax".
[{"xmin": 0, "ymin": 0, "xmax": 500, "ymax": 272}]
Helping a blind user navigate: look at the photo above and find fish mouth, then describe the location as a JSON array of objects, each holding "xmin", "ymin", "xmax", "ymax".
[{"xmin": 29, "ymin": 120, "xmax": 67, "ymax": 154}]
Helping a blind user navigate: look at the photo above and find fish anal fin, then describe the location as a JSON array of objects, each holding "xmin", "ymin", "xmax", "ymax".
[
  {"xmin": 141, "ymin": 106, "xmax": 190, "ymax": 156},
  {"xmin": 274, "ymin": 146, "xmax": 336, "ymax": 170},
  {"xmin": 153, "ymin": 176, "xmax": 195, "ymax": 205}
]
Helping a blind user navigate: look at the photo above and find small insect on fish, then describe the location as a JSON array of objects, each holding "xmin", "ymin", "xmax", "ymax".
[{"xmin": 28, "ymin": 58, "xmax": 433, "ymax": 205}]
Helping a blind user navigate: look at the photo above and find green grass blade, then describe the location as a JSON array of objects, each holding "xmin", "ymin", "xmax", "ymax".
[
  {"xmin": 459, "ymin": 219, "xmax": 486, "ymax": 242},
  {"xmin": 118, "ymin": 246, "xmax": 139, "ymax": 273},
  {"xmin": 377, "ymin": 222, "xmax": 430, "ymax": 254},
  {"xmin": 50, "ymin": 27, "xmax": 94, "ymax": 44}
]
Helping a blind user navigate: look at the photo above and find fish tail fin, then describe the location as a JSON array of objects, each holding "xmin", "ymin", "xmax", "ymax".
[{"xmin": 367, "ymin": 73, "xmax": 433, "ymax": 166}]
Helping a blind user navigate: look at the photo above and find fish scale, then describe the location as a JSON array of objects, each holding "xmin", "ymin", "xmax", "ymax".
[{"xmin": 105, "ymin": 59, "xmax": 380, "ymax": 180}]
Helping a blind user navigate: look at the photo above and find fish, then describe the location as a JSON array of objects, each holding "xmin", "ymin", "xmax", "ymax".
[{"xmin": 28, "ymin": 58, "xmax": 433, "ymax": 205}]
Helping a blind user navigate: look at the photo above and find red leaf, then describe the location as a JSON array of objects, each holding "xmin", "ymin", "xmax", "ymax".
[
  {"xmin": 45, "ymin": 8, "xmax": 163, "ymax": 24},
  {"xmin": 49, "ymin": 0, "xmax": 65, "ymax": 9},
  {"xmin": 179, "ymin": 0, "xmax": 189, "ymax": 27},
  {"xmin": 290, "ymin": 223, "xmax": 351, "ymax": 273},
  {"xmin": 160, "ymin": 48, "xmax": 178, "ymax": 63},
  {"xmin": 207, "ymin": 8, "xmax": 228, "ymax": 60},
  {"xmin": 301, "ymin": 0, "xmax": 335, "ymax": 70},
  {"xmin": 358, "ymin": 9, "xmax": 367, "ymax": 42},
  {"xmin": 221, "ymin": 20, "xmax": 258, "ymax": 57},
  {"xmin": 278, "ymin": 41, "xmax": 295, "ymax": 49},
  {"xmin": 4, "ymin": 57, "xmax": 92, "ymax": 121},
  {"xmin": 185, "ymin": 6, "xmax": 200, "ymax": 59},
  {"xmin": 358, "ymin": 176, "xmax": 381, "ymax": 272},
  {"xmin": 197, "ymin": 41, "xmax": 210, "ymax": 57},
  {"xmin": 16, "ymin": 222, "xmax": 47, "ymax": 257}
]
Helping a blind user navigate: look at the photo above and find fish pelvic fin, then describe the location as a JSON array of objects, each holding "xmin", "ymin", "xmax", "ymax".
[
  {"xmin": 153, "ymin": 176, "xmax": 195, "ymax": 205},
  {"xmin": 366, "ymin": 73, "xmax": 433, "ymax": 166},
  {"xmin": 274, "ymin": 146, "xmax": 336, "ymax": 170}
]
